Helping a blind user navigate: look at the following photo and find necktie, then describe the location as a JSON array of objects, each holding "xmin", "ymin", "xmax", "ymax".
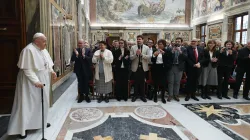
[
  {"xmin": 193, "ymin": 48, "xmax": 198, "ymax": 63},
  {"xmin": 174, "ymin": 48, "xmax": 179, "ymax": 64},
  {"xmin": 138, "ymin": 45, "xmax": 142, "ymax": 64}
]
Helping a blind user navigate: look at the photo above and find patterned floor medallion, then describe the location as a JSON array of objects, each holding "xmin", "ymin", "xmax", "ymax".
[
  {"xmin": 57, "ymin": 106, "xmax": 197, "ymax": 140},
  {"xmin": 70, "ymin": 108, "xmax": 103, "ymax": 122},
  {"xmin": 184, "ymin": 103, "xmax": 250, "ymax": 140},
  {"xmin": 134, "ymin": 106, "xmax": 167, "ymax": 119}
]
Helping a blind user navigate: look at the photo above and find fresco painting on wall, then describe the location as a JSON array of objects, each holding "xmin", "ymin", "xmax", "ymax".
[
  {"xmin": 193, "ymin": 0, "xmax": 231, "ymax": 19},
  {"xmin": 165, "ymin": 31, "xmax": 190, "ymax": 41},
  {"xmin": 208, "ymin": 23, "xmax": 222, "ymax": 40},
  {"xmin": 96, "ymin": 0, "xmax": 186, "ymax": 24},
  {"xmin": 193, "ymin": 0, "xmax": 207, "ymax": 18},
  {"xmin": 62, "ymin": 0, "xmax": 72, "ymax": 14},
  {"xmin": 51, "ymin": 5, "xmax": 62, "ymax": 75},
  {"xmin": 233, "ymin": 0, "xmax": 248, "ymax": 5},
  {"xmin": 207, "ymin": 0, "xmax": 230, "ymax": 13}
]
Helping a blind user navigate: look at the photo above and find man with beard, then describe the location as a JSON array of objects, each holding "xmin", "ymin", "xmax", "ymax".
[{"xmin": 130, "ymin": 35, "xmax": 151, "ymax": 102}]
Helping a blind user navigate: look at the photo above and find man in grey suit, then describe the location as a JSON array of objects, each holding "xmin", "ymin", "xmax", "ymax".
[
  {"xmin": 130, "ymin": 35, "xmax": 151, "ymax": 102},
  {"xmin": 166, "ymin": 37, "xmax": 187, "ymax": 102}
]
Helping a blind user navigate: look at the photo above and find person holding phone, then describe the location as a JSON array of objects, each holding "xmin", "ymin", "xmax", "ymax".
[{"xmin": 217, "ymin": 40, "xmax": 237, "ymax": 99}]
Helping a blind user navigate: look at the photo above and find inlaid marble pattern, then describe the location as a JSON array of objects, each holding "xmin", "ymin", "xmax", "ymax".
[
  {"xmin": 57, "ymin": 106, "xmax": 197, "ymax": 140},
  {"xmin": 70, "ymin": 108, "xmax": 103, "ymax": 122},
  {"xmin": 134, "ymin": 106, "xmax": 167, "ymax": 119},
  {"xmin": 72, "ymin": 116, "xmax": 182, "ymax": 140},
  {"xmin": 184, "ymin": 103, "xmax": 250, "ymax": 140}
]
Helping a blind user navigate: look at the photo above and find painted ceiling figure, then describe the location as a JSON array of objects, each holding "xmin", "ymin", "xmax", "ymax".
[{"xmin": 138, "ymin": 0, "xmax": 165, "ymax": 17}]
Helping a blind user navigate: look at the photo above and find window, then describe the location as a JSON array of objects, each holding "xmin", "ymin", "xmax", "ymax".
[
  {"xmin": 234, "ymin": 13, "xmax": 248, "ymax": 44},
  {"xmin": 200, "ymin": 24, "xmax": 206, "ymax": 42}
]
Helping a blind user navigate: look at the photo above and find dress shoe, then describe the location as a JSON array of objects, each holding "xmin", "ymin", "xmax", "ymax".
[
  {"xmin": 147, "ymin": 95, "xmax": 153, "ymax": 100},
  {"xmin": 153, "ymin": 94, "xmax": 157, "ymax": 103},
  {"xmin": 47, "ymin": 123, "xmax": 51, "ymax": 128},
  {"xmin": 19, "ymin": 130, "xmax": 27, "ymax": 139},
  {"xmin": 217, "ymin": 95, "xmax": 222, "ymax": 99},
  {"xmin": 140, "ymin": 97, "xmax": 147, "ymax": 102},
  {"xmin": 206, "ymin": 95, "xmax": 211, "ymax": 100},
  {"xmin": 233, "ymin": 94, "xmax": 238, "ymax": 99},
  {"xmin": 124, "ymin": 98, "xmax": 128, "ymax": 101},
  {"xmin": 131, "ymin": 96, "xmax": 137, "ymax": 102},
  {"xmin": 191, "ymin": 96, "xmax": 199, "ymax": 101},
  {"xmin": 185, "ymin": 96, "xmax": 190, "ymax": 101},
  {"xmin": 104, "ymin": 96, "xmax": 109, "ymax": 103},
  {"xmin": 85, "ymin": 95, "xmax": 91, "ymax": 103},
  {"xmin": 161, "ymin": 97, "xmax": 166, "ymax": 104},
  {"xmin": 174, "ymin": 95, "xmax": 180, "ymax": 102},
  {"xmin": 117, "ymin": 97, "xmax": 121, "ymax": 101},
  {"xmin": 97, "ymin": 95, "xmax": 103, "ymax": 103},
  {"xmin": 153, "ymin": 97, "xmax": 157, "ymax": 103},
  {"xmin": 77, "ymin": 95, "xmax": 84, "ymax": 103},
  {"xmin": 223, "ymin": 96, "xmax": 231, "ymax": 99},
  {"xmin": 243, "ymin": 96, "xmax": 250, "ymax": 100},
  {"xmin": 201, "ymin": 94, "xmax": 206, "ymax": 99},
  {"xmin": 167, "ymin": 96, "xmax": 172, "ymax": 102}
]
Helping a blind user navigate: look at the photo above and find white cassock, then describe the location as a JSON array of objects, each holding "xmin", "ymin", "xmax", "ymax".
[{"xmin": 7, "ymin": 43, "xmax": 54, "ymax": 136}]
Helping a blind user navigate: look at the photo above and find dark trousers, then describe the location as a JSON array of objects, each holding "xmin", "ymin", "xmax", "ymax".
[
  {"xmin": 186, "ymin": 67, "xmax": 201, "ymax": 95},
  {"xmin": 217, "ymin": 66, "xmax": 231, "ymax": 96},
  {"xmin": 152, "ymin": 64, "xmax": 166, "ymax": 97},
  {"xmin": 234, "ymin": 69, "xmax": 250, "ymax": 97},
  {"xmin": 134, "ymin": 67, "xmax": 146, "ymax": 97},
  {"xmin": 76, "ymin": 73, "xmax": 89, "ymax": 95},
  {"xmin": 116, "ymin": 68, "xmax": 129, "ymax": 99}
]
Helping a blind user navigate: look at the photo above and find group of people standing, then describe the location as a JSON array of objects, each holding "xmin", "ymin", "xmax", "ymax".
[
  {"xmin": 6, "ymin": 32, "xmax": 250, "ymax": 139},
  {"xmin": 72, "ymin": 35, "xmax": 250, "ymax": 104}
]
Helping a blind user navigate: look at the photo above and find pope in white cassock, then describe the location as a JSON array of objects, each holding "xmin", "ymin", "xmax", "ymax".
[{"xmin": 7, "ymin": 33, "xmax": 57, "ymax": 139}]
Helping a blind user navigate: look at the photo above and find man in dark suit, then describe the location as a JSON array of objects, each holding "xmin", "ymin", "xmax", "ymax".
[
  {"xmin": 217, "ymin": 40, "xmax": 237, "ymax": 99},
  {"xmin": 233, "ymin": 40, "xmax": 250, "ymax": 100},
  {"xmin": 185, "ymin": 38, "xmax": 205, "ymax": 101},
  {"xmin": 166, "ymin": 37, "xmax": 187, "ymax": 102},
  {"xmin": 71, "ymin": 39, "xmax": 93, "ymax": 103}
]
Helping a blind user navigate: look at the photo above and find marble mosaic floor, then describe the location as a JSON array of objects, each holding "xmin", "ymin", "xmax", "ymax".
[
  {"xmin": 0, "ymin": 79, "xmax": 249, "ymax": 140},
  {"xmin": 184, "ymin": 103, "xmax": 250, "ymax": 140}
]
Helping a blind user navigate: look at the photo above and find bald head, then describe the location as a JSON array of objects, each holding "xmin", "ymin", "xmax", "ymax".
[
  {"xmin": 33, "ymin": 33, "xmax": 47, "ymax": 50},
  {"xmin": 78, "ymin": 39, "xmax": 84, "ymax": 48}
]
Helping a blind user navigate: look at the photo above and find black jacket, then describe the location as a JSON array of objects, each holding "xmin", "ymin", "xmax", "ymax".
[
  {"xmin": 202, "ymin": 49, "xmax": 220, "ymax": 68},
  {"xmin": 71, "ymin": 47, "xmax": 93, "ymax": 80},
  {"xmin": 151, "ymin": 48, "xmax": 172, "ymax": 71},
  {"xmin": 218, "ymin": 48, "xmax": 237, "ymax": 68},
  {"xmin": 114, "ymin": 48, "xmax": 130, "ymax": 70},
  {"xmin": 165, "ymin": 46, "xmax": 187, "ymax": 71},
  {"xmin": 186, "ymin": 46, "xmax": 206, "ymax": 68},
  {"xmin": 236, "ymin": 47, "xmax": 250, "ymax": 72}
]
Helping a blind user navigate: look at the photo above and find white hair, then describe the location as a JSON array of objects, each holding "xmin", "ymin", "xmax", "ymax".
[
  {"xmin": 78, "ymin": 39, "xmax": 84, "ymax": 42},
  {"xmin": 33, "ymin": 33, "xmax": 46, "ymax": 40}
]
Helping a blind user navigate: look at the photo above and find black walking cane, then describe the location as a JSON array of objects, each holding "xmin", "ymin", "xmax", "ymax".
[{"xmin": 41, "ymin": 84, "xmax": 47, "ymax": 140}]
